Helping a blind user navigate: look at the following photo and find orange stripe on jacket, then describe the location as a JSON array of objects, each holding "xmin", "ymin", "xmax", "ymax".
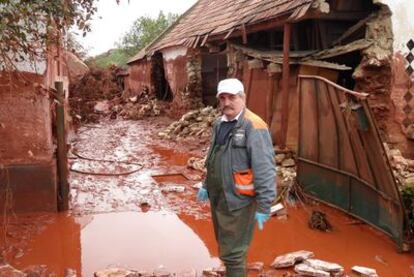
[{"xmin": 244, "ymin": 109, "xmax": 268, "ymax": 129}]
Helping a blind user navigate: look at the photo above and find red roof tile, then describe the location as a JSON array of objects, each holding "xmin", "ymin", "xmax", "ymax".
[{"xmin": 129, "ymin": 0, "xmax": 313, "ymax": 63}]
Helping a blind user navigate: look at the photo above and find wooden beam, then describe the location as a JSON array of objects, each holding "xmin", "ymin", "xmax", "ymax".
[
  {"xmin": 241, "ymin": 23, "xmax": 248, "ymax": 44},
  {"xmin": 55, "ymin": 81, "xmax": 69, "ymax": 211},
  {"xmin": 302, "ymin": 10, "xmax": 368, "ymax": 21},
  {"xmin": 331, "ymin": 15, "xmax": 372, "ymax": 46},
  {"xmin": 280, "ymin": 23, "xmax": 291, "ymax": 148},
  {"xmin": 245, "ymin": 67, "xmax": 254, "ymax": 106}
]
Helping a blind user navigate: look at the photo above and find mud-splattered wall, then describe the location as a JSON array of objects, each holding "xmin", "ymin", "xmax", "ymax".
[
  {"xmin": 125, "ymin": 59, "xmax": 152, "ymax": 97},
  {"xmin": 0, "ymin": 72, "xmax": 53, "ymax": 164},
  {"xmin": 0, "ymin": 45, "xmax": 68, "ymax": 212}
]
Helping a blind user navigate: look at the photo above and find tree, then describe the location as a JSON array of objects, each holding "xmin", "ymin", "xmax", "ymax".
[
  {"xmin": 0, "ymin": 0, "xmax": 99, "ymax": 70},
  {"xmin": 119, "ymin": 11, "xmax": 179, "ymax": 56},
  {"xmin": 65, "ymin": 31, "xmax": 88, "ymax": 60}
]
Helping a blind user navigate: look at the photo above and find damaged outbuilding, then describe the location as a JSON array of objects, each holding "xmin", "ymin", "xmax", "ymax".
[
  {"xmin": 125, "ymin": 0, "xmax": 398, "ymax": 147},
  {"xmin": 125, "ymin": 0, "xmax": 412, "ymax": 248}
]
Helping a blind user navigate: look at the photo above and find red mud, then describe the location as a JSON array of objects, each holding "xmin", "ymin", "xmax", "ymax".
[{"xmin": 1, "ymin": 117, "xmax": 413, "ymax": 276}]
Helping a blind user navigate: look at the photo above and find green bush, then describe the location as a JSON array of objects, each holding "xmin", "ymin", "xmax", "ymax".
[
  {"xmin": 401, "ymin": 184, "xmax": 414, "ymax": 235},
  {"xmin": 86, "ymin": 48, "xmax": 131, "ymax": 69}
]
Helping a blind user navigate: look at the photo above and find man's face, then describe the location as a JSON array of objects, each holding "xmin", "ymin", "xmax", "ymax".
[{"xmin": 218, "ymin": 92, "xmax": 246, "ymax": 120}]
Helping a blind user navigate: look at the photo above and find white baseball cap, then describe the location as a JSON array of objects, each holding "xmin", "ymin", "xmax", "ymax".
[{"xmin": 217, "ymin": 78, "xmax": 244, "ymax": 97}]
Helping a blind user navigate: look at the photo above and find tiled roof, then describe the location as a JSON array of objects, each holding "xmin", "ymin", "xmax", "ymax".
[
  {"xmin": 156, "ymin": 0, "xmax": 314, "ymax": 48},
  {"xmin": 130, "ymin": 0, "xmax": 313, "ymax": 62}
]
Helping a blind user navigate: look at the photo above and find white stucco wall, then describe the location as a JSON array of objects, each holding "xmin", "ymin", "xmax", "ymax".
[{"xmin": 162, "ymin": 46, "xmax": 187, "ymax": 61}]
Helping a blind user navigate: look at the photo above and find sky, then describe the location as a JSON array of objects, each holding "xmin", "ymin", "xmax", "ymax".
[
  {"xmin": 76, "ymin": 0, "xmax": 197, "ymax": 56},
  {"xmin": 77, "ymin": 0, "xmax": 414, "ymax": 57}
]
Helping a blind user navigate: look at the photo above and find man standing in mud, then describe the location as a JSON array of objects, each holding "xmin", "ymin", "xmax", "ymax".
[{"xmin": 197, "ymin": 78, "xmax": 276, "ymax": 276}]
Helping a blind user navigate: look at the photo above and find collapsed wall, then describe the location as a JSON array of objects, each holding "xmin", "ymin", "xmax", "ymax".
[{"xmin": 353, "ymin": 4, "xmax": 394, "ymax": 134}]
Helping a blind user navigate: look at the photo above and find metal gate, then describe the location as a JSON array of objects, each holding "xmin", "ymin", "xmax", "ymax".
[{"xmin": 297, "ymin": 75, "xmax": 406, "ymax": 246}]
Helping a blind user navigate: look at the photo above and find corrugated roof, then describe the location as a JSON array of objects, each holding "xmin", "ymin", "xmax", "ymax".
[{"xmin": 129, "ymin": 0, "xmax": 313, "ymax": 62}]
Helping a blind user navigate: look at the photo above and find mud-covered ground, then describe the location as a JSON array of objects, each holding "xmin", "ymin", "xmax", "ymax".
[{"xmin": 1, "ymin": 117, "xmax": 413, "ymax": 276}]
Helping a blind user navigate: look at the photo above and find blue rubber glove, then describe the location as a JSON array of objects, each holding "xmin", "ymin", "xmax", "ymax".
[
  {"xmin": 197, "ymin": 187, "xmax": 208, "ymax": 202},
  {"xmin": 255, "ymin": 212, "xmax": 270, "ymax": 230}
]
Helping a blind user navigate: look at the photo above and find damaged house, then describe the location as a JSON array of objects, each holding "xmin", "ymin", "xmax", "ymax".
[{"xmin": 125, "ymin": 0, "xmax": 411, "ymax": 249}]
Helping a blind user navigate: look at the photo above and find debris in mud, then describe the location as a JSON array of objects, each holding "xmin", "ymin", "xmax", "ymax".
[
  {"xmin": 303, "ymin": 259, "xmax": 344, "ymax": 275},
  {"xmin": 69, "ymin": 66, "xmax": 122, "ymax": 124},
  {"xmin": 351, "ymin": 265, "xmax": 378, "ymax": 277},
  {"xmin": 94, "ymin": 268, "xmax": 141, "ymax": 277},
  {"xmin": 119, "ymin": 94, "xmax": 165, "ymax": 120},
  {"xmin": 160, "ymin": 185, "xmax": 186, "ymax": 193},
  {"xmin": 187, "ymin": 156, "xmax": 206, "ymax": 172},
  {"xmin": 64, "ymin": 268, "xmax": 77, "ymax": 277},
  {"xmin": 178, "ymin": 269, "xmax": 197, "ymax": 277},
  {"xmin": 153, "ymin": 266, "xmax": 174, "ymax": 277},
  {"xmin": 294, "ymin": 263, "xmax": 330, "ymax": 277},
  {"xmin": 192, "ymin": 182, "xmax": 203, "ymax": 190},
  {"xmin": 308, "ymin": 210, "xmax": 332, "ymax": 232},
  {"xmin": 202, "ymin": 266, "xmax": 225, "ymax": 276},
  {"xmin": 247, "ymin": 262, "xmax": 264, "ymax": 272},
  {"xmin": 270, "ymin": 203, "xmax": 286, "ymax": 217},
  {"xmin": 23, "ymin": 265, "xmax": 51, "ymax": 276},
  {"xmin": 158, "ymin": 106, "xmax": 219, "ymax": 140},
  {"xmin": 271, "ymin": 250, "xmax": 315, "ymax": 268},
  {"xmin": 281, "ymin": 158, "xmax": 295, "ymax": 168},
  {"xmin": 383, "ymin": 143, "xmax": 414, "ymax": 185},
  {"xmin": 0, "ymin": 264, "xmax": 25, "ymax": 277},
  {"xmin": 139, "ymin": 202, "xmax": 151, "ymax": 212}
]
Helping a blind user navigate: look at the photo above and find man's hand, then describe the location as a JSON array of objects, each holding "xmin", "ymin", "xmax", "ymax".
[
  {"xmin": 255, "ymin": 212, "xmax": 270, "ymax": 230},
  {"xmin": 197, "ymin": 187, "xmax": 209, "ymax": 202}
]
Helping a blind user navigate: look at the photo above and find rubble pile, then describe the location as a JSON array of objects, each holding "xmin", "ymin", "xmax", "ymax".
[
  {"xmin": 187, "ymin": 156, "xmax": 206, "ymax": 172},
  {"xmin": 158, "ymin": 106, "xmax": 219, "ymax": 140},
  {"xmin": 384, "ymin": 144, "xmax": 414, "ymax": 185},
  {"xmin": 118, "ymin": 89, "xmax": 166, "ymax": 120},
  {"xmin": 69, "ymin": 66, "xmax": 122, "ymax": 124},
  {"xmin": 92, "ymin": 250, "xmax": 381, "ymax": 277},
  {"xmin": 275, "ymin": 151, "xmax": 297, "ymax": 186},
  {"xmin": 271, "ymin": 250, "xmax": 378, "ymax": 277}
]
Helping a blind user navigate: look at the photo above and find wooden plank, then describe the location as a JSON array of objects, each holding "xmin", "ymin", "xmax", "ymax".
[
  {"xmin": 316, "ymin": 80, "xmax": 338, "ymax": 168},
  {"xmin": 55, "ymin": 81, "xmax": 69, "ymax": 211},
  {"xmin": 358, "ymin": 102, "xmax": 400, "ymax": 200},
  {"xmin": 299, "ymin": 78, "xmax": 318, "ymax": 160},
  {"xmin": 270, "ymin": 78, "xmax": 281, "ymax": 143},
  {"xmin": 332, "ymin": 16, "xmax": 372, "ymax": 46},
  {"xmin": 337, "ymin": 92, "xmax": 375, "ymax": 184},
  {"xmin": 245, "ymin": 68, "xmax": 254, "ymax": 107},
  {"xmin": 280, "ymin": 23, "xmax": 291, "ymax": 148},
  {"xmin": 326, "ymin": 84, "xmax": 358, "ymax": 175},
  {"xmin": 302, "ymin": 10, "xmax": 368, "ymax": 21},
  {"xmin": 241, "ymin": 23, "xmax": 248, "ymax": 45},
  {"xmin": 266, "ymin": 75, "xmax": 275, "ymax": 125}
]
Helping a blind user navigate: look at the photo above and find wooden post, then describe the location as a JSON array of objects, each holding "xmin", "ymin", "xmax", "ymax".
[
  {"xmin": 55, "ymin": 81, "xmax": 69, "ymax": 211},
  {"xmin": 245, "ymin": 68, "xmax": 253, "ymax": 107},
  {"xmin": 280, "ymin": 23, "xmax": 291, "ymax": 148},
  {"xmin": 266, "ymin": 75, "xmax": 275, "ymax": 125}
]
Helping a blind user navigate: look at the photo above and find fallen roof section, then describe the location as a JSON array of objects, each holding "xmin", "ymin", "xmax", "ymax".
[
  {"xmin": 230, "ymin": 43, "xmax": 351, "ymax": 71},
  {"xmin": 307, "ymin": 39, "xmax": 373, "ymax": 60}
]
